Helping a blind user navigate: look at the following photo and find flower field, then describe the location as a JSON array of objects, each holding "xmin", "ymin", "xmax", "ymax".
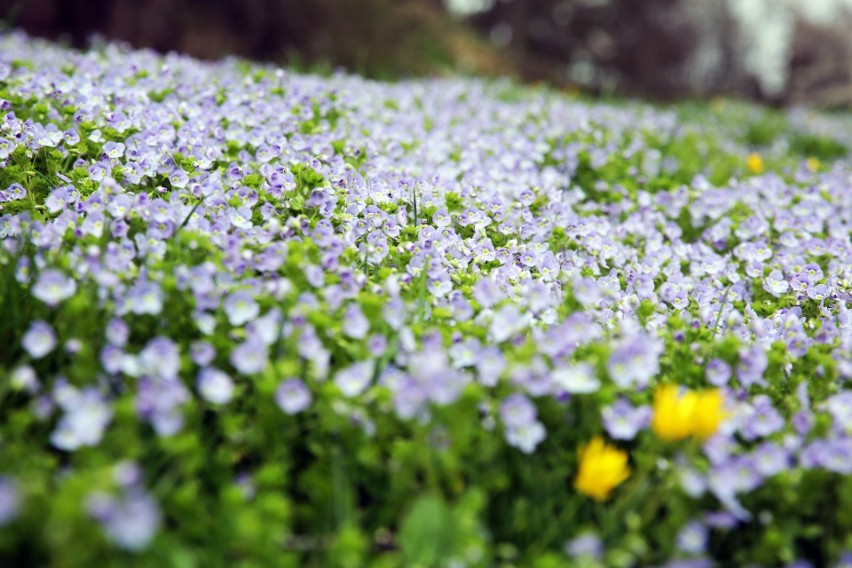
[{"xmin": 1, "ymin": 32, "xmax": 851, "ymax": 567}]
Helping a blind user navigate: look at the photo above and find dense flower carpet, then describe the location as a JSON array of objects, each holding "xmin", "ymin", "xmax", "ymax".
[{"xmin": 1, "ymin": 32, "xmax": 851, "ymax": 567}]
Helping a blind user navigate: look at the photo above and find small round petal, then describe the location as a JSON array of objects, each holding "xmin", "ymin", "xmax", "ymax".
[
  {"xmin": 22, "ymin": 321, "xmax": 57, "ymax": 359},
  {"xmin": 197, "ymin": 368, "xmax": 235, "ymax": 405},
  {"xmin": 275, "ymin": 379, "xmax": 312, "ymax": 414}
]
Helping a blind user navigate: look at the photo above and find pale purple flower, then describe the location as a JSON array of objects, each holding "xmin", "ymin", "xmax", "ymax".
[
  {"xmin": 275, "ymin": 379, "xmax": 312, "ymax": 414},
  {"xmin": 709, "ymin": 455, "xmax": 763, "ymax": 497},
  {"xmin": 32, "ymin": 269, "xmax": 76, "ymax": 307},
  {"xmin": 22, "ymin": 320, "xmax": 57, "ymax": 359},
  {"xmin": 342, "ymin": 303, "xmax": 370, "ymax": 339},
  {"xmin": 10, "ymin": 365, "xmax": 38, "ymax": 393},
  {"xmin": 505, "ymin": 420, "xmax": 546, "ymax": 454},
  {"xmin": 741, "ymin": 395, "xmax": 784, "ymax": 440},
  {"xmin": 105, "ymin": 319, "xmax": 130, "ymax": 346},
  {"xmin": 705, "ymin": 359, "xmax": 731, "ymax": 387},
  {"xmin": 806, "ymin": 283, "xmax": 830, "ymax": 301},
  {"xmin": 490, "ymin": 304, "xmax": 527, "ymax": 342},
  {"xmin": 573, "ymin": 277, "xmax": 601, "ymax": 306},
  {"xmin": 0, "ymin": 477, "xmax": 20, "ymax": 526},
  {"xmin": 607, "ymin": 333, "xmax": 662, "ymax": 389},
  {"xmin": 100, "ymin": 345, "xmax": 125, "ymax": 374},
  {"xmin": 602, "ymin": 399, "xmax": 652, "ymax": 440},
  {"xmin": 366, "ymin": 334, "xmax": 387, "ymax": 356},
  {"xmin": 190, "ymin": 341, "xmax": 216, "ymax": 366},
  {"xmin": 136, "ymin": 377, "xmax": 190, "ymax": 437},
  {"xmin": 792, "ymin": 410, "xmax": 814, "ymax": 435},
  {"xmin": 50, "ymin": 384, "xmax": 113, "ymax": 451},
  {"xmin": 800, "ymin": 439, "xmax": 852, "ymax": 474},
  {"xmin": 836, "ymin": 551, "xmax": 852, "ymax": 568},
  {"xmin": 86, "ymin": 490, "xmax": 161, "ymax": 551},
  {"xmin": 223, "ymin": 290, "xmax": 259, "ymax": 327},
  {"xmin": 139, "ymin": 337, "xmax": 180, "ymax": 380},
  {"xmin": 473, "ymin": 277, "xmax": 502, "ymax": 308},
  {"xmin": 564, "ymin": 532, "xmax": 603, "ymax": 560},
  {"xmin": 382, "ymin": 296, "xmax": 407, "ymax": 330},
  {"xmin": 763, "ymin": 270, "xmax": 789, "ymax": 297},
  {"xmin": 737, "ymin": 347, "xmax": 768, "ymax": 388},
  {"xmin": 334, "ymin": 360, "xmax": 375, "ymax": 397},
  {"xmin": 751, "ymin": 441, "xmax": 789, "ymax": 477},
  {"xmin": 197, "ymin": 368, "xmax": 235, "ymax": 404},
  {"xmin": 475, "ymin": 346, "xmax": 506, "ymax": 387},
  {"xmin": 230, "ymin": 340, "xmax": 268, "ymax": 375},
  {"xmin": 499, "ymin": 393, "xmax": 538, "ymax": 429},
  {"xmin": 124, "ymin": 281, "xmax": 164, "ymax": 316},
  {"xmin": 449, "ymin": 337, "xmax": 481, "ymax": 368},
  {"xmin": 677, "ymin": 521, "xmax": 708, "ymax": 554},
  {"xmin": 678, "ymin": 466, "xmax": 707, "ymax": 498},
  {"xmin": 551, "ymin": 362, "xmax": 600, "ymax": 394},
  {"xmin": 825, "ymin": 391, "xmax": 852, "ymax": 431}
]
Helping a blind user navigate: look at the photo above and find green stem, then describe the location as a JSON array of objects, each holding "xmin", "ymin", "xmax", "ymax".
[{"xmin": 713, "ymin": 287, "xmax": 730, "ymax": 337}]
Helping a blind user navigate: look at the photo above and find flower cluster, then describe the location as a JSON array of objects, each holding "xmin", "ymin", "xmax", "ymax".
[{"xmin": 0, "ymin": 32, "xmax": 850, "ymax": 566}]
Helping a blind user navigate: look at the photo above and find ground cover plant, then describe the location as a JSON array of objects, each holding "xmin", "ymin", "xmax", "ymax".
[{"xmin": 1, "ymin": 32, "xmax": 851, "ymax": 567}]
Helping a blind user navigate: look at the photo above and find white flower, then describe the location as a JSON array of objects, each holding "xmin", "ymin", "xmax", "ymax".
[
  {"xmin": 505, "ymin": 421, "xmax": 546, "ymax": 454},
  {"xmin": 50, "ymin": 386, "xmax": 112, "ymax": 451},
  {"xmin": 552, "ymin": 363, "xmax": 600, "ymax": 394},
  {"xmin": 197, "ymin": 368, "xmax": 235, "ymax": 405},
  {"xmin": 32, "ymin": 269, "xmax": 76, "ymax": 307},
  {"xmin": 334, "ymin": 360, "xmax": 375, "ymax": 397},
  {"xmin": 22, "ymin": 321, "xmax": 57, "ymax": 359},
  {"xmin": 223, "ymin": 290, "xmax": 259, "ymax": 327}
]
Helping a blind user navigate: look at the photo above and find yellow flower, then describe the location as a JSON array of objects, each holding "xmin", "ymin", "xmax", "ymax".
[
  {"xmin": 692, "ymin": 389, "xmax": 726, "ymax": 439},
  {"xmin": 746, "ymin": 153, "xmax": 764, "ymax": 174},
  {"xmin": 574, "ymin": 436, "xmax": 631, "ymax": 501},
  {"xmin": 651, "ymin": 384, "xmax": 698, "ymax": 441},
  {"xmin": 651, "ymin": 385, "xmax": 726, "ymax": 441},
  {"xmin": 806, "ymin": 156, "xmax": 820, "ymax": 172}
]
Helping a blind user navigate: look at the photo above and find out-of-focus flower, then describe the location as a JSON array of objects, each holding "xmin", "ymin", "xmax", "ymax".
[
  {"xmin": 652, "ymin": 385, "xmax": 726, "ymax": 441},
  {"xmin": 22, "ymin": 320, "xmax": 57, "ymax": 359},
  {"xmin": 223, "ymin": 290, "xmax": 259, "ymax": 327},
  {"xmin": 692, "ymin": 390, "xmax": 726, "ymax": 439},
  {"xmin": 746, "ymin": 153, "xmax": 764, "ymax": 174},
  {"xmin": 552, "ymin": 362, "xmax": 600, "ymax": 394},
  {"xmin": 32, "ymin": 269, "xmax": 76, "ymax": 307},
  {"xmin": 806, "ymin": 156, "xmax": 820, "ymax": 172},
  {"xmin": 0, "ymin": 477, "xmax": 20, "ymax": 526},
  {"xmin": 574, "ymin": 436, "xmax": 631, "ymax": 501},
  {"xmin": 86, "ymin": 489, "xmax": 161, "ymax": 551},
  {"xmin": 197, "ymin": 368, "xmax": 235, "ymax": 405},
  {"xmin": 50, "ymin": 384, "xmax": 113, "ymax": 451},
  {"xmin": 602, "ymin": 399, "xmax": 652, "ymax": 440},
  {"xmin": 564, "ymin": 531, "xmax": 603, "ymax": 560},
  {"xmin": 275, "ymin": 379, "xmax": 312, "ymax": 414},
  {"xmin": 652, "ymin": 385, "xmax": 699, "ymax": 441}
]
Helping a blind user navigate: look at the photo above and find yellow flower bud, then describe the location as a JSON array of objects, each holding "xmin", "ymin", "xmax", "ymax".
[
  {"xmin": 806, "ymin": 156, "xmax": 820, "ymax": 172},
  {"xmin": 651, "ymin": 385, "xmax": 726, "ymax": 441},
  {"xmin": 746, "ymin": 153, "xmax": 764, "ymax": 174},
  {"xmin": 692, "ymin": 389, "xmax": 726, "ymax": 439},
  {"xmin": 574, "ymin": 436, "xmax": 631, "ymax": 501},
  {"xmin": 651, "ymin": 384, "xmax": 697, "ymax": 441}
]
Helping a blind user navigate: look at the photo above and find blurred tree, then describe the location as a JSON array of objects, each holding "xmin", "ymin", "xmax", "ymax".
[
  {"xmin": 786, "ymin": 10, "xmax": 852, "ymax": 107},
  {"xmin": 0, "ymin": 0, "xmax": 512, "ymax": 78},
  {"xmin": 467, "ymin": 0, "xmax": 705, "ymax": 99},
  {"xmin": 3, "ymin": 0, "xmax": 851, "ymax": 106}
]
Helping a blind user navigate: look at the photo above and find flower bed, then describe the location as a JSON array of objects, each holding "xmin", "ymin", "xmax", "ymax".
[{"xmin": 1, "ymin": 32, "xmax": 851, "ymax": 567}]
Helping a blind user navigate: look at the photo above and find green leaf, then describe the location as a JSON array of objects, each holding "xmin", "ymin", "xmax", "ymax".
[{"xmin": 399, "ymin": 495, "xmax": 459, "ymax": 566}]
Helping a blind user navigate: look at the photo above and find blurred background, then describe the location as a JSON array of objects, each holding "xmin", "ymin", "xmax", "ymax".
[{"xmin": 2, "ymin": 0, "xmax": 851, "ymax": 107}]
